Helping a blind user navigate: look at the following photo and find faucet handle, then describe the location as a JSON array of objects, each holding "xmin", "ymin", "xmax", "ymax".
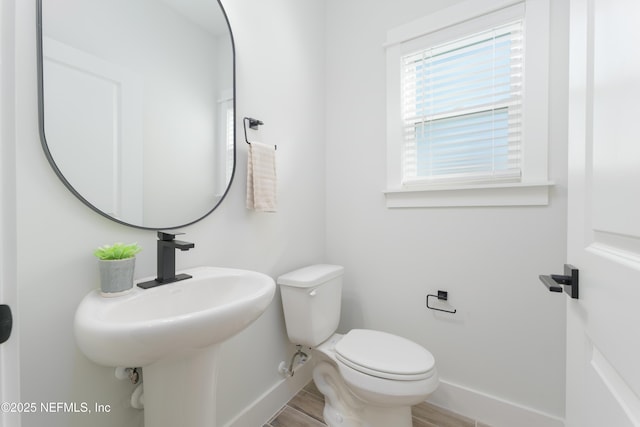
[{"xmin": 157, "ymin": 230, "xmax": 185, "ymax": 241}]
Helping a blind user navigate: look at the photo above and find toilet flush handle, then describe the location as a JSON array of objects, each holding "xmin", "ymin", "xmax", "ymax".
[{"xmin": 309, "ymin": 289, "xmax": 317, "ymax": 297}]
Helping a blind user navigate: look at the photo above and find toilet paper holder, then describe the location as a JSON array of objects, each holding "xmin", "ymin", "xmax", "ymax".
[{"xmin": 426, "ymin": 291, "xmax": 456, "ymax": 314}]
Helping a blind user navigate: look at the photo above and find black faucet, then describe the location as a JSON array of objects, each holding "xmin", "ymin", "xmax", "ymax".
[{"xmin": 138, "ymin": 231, "xmax": 195, "ymax": 289}]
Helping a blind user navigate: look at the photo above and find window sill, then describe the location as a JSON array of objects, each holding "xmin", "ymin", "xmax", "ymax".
[{"xmin": 383, "ymin": 181, "xmax": 555, "ymax": 208}]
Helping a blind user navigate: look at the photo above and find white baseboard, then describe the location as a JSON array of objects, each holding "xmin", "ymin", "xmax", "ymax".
[
  {"xmin": 222, "ymin": 364, "xmax": 564, "ymax": 427},
  {"xmin": 427, "ymin": 380, "xmax": 565, "ymax": 427},
  {"xmin": 221, "ymin": 357, "xmax": 314, "ymax": 427}
]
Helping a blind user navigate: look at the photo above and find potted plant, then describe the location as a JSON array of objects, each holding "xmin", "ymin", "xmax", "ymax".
[{"xmin": 94, "ymin": 242, "xmax": 142, "ymax": 296}]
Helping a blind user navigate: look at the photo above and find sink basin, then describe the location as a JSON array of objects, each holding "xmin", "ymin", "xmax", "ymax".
[
  {"xmin": 75, "ymin": 266, "xmax": 275, "ymax": 367},
  {"xmin": 74, "ymin": 266, "xmax": 275, "ymax": 427}
]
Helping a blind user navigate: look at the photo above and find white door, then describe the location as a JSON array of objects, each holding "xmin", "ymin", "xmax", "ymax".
[
  {"xmin": 566, "ymin": 0, "xmax": 640, "ymax": 426},
  {"xmin": 0, "ymin": 1, "xmax": 20, "ymax": 425},
  {"xmin": 42, "ymin": 37, "xmax": 144, "ymax": 224}
]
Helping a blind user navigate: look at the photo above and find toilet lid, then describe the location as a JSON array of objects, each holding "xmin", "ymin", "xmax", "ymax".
[{"xmin": 334, "ymin": 329, "xmax": 435, "ymax": 381}]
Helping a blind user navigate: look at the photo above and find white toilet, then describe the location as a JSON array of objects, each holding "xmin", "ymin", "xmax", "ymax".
[{"xmin": 277, "ymin": 264, "xmax": 439, "ymax": 427}]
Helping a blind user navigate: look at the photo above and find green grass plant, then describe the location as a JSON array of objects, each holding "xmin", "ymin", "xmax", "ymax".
[{"xmin": 94, "ymin": 242, "xmax": 142, "ymax": 260}]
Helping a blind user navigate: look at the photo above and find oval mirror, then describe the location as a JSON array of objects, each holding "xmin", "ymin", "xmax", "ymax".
[{"xmin": 37, "ymin": 0, "xmax": 235, "ymax": 230}]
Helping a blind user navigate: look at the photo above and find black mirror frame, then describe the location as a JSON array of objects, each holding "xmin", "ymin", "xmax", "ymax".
[{"xmin": 35, "ymin": 0, "xmax": 236, "ymax": 230}]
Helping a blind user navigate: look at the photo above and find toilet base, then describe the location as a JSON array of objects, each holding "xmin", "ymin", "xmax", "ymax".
[{"xmin": 313, "ymin": 361, "xmax": 415, "ymax": 427}]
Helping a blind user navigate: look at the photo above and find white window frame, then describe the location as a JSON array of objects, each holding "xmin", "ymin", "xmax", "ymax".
[{"xmin": 384, "ymin": 0, "xmax": 553, "ymax": 207}]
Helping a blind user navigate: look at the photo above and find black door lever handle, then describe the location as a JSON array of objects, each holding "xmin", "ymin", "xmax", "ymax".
[
  {"xmin": 539, "ymin": 275, "xmax": 563, "ymax": 292},
  {"xmin": 539, "ymin": 264, "xmax": 579, "ymax": 299},
  {"xmin": 0, "ymin": 304, "xmax": 12, "ymax": 344}
]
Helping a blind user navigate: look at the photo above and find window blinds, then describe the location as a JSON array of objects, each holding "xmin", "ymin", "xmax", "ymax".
[{"xmin": 401, "ymin": 21, "xmax": 523, "ymax": 185}]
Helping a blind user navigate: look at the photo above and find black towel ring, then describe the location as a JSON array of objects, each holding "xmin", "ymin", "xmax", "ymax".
[
  {"xmin": 243, "ymin": 117, "xmax": 276, "ymax": 150},
  {"xmin": 426, "ymin": 291, "xmax": 457, "ymax": 314}
]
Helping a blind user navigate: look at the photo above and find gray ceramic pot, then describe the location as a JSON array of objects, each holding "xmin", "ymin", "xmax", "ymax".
[{"xmin": 98, "ymin": 257, "xmax": 135, "ymax": 296}]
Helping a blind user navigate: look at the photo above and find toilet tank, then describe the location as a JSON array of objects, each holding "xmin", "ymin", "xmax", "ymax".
[{"xmin": 277, "ymin": 264, "xmax": 344, "ymax": 347}]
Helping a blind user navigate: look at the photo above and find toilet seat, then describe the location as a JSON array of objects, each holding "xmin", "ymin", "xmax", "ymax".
[{"xmin": 334, "ymin": 329, "xmax": 435, "ymax": 381}]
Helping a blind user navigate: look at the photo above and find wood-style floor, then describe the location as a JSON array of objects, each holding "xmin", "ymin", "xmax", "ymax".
[{"xmin": 264, "ymin": 381, "xmax": 493, "ymax": 427}]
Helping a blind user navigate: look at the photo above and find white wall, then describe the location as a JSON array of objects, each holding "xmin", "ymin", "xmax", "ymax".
[
  {"xmin": 325, "ymin": 0, "xmax": 569, "ymax": 422},
  {"xmin": 12, "ymin": 0, "xmax": 325, "ymax": 426}
]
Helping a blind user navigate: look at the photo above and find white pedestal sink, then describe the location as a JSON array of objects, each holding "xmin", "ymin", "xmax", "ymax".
[{"xmin": 74, "ymin": 266, "xmax": 275, "ymax": 427}]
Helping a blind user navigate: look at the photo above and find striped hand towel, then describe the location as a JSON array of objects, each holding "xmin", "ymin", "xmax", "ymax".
[{"xmin": 246, "ymin": 141, "xmax": 277, "ymax": 212}]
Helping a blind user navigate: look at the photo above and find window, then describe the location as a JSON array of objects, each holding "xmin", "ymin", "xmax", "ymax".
[
  {"xmin": 402, "ymin": 21, "xmax": 523, "ymax": 185},
  {"xmin": 224, "ymin": 102, "xmax": 235, "ymax": 184},
  {"xmin": 216, "ymin": 89, "xmax": 234, "ymax": 196},
  {"xmin": 385, "ymin": 0, "xmax": 552, "ymax": 207}
]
